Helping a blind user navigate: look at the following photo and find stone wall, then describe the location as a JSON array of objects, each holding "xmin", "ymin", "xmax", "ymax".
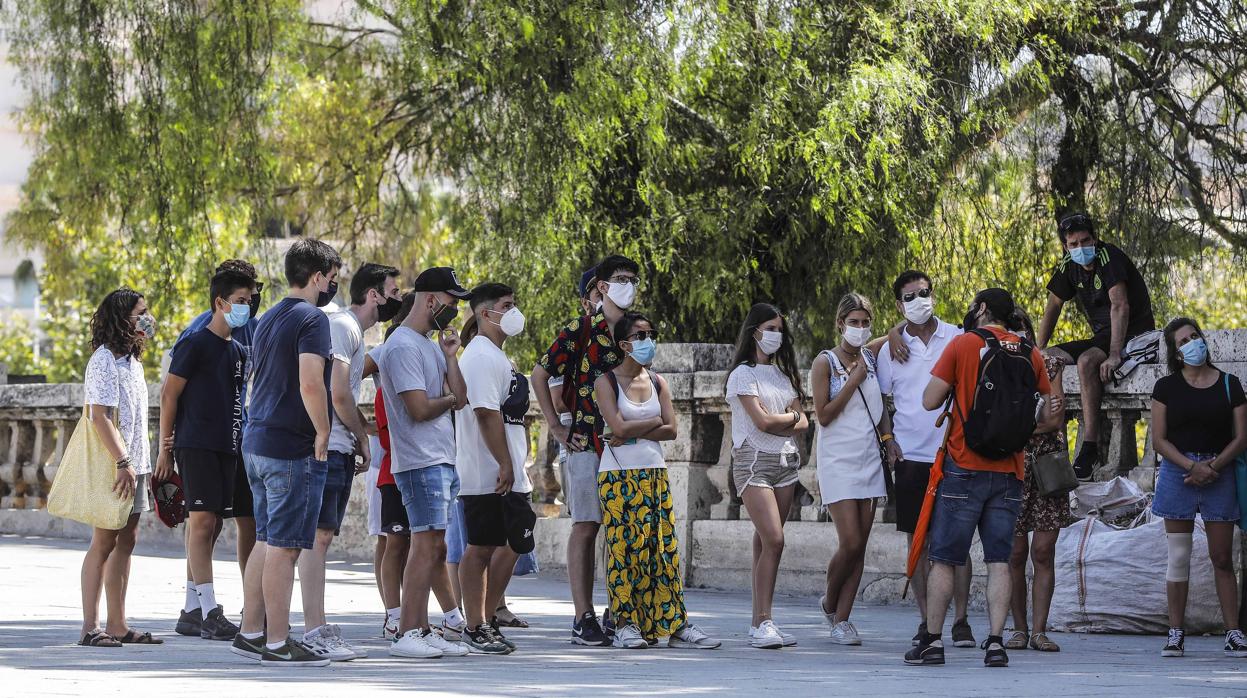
[{"xmin": 3, "ymin": 332, "xmax": 1246, "ymax": 604}]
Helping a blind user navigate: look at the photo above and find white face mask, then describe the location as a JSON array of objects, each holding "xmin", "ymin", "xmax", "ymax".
[
  {"xmin": 757, "ymin": 329, "xmax": 783, "ymax": 356},
  {"xmin": 488, "ymin": 306, "xmax": 525, "ymax": 337},
  {"xmin": 605, "ymin": 281, "xmax": 636, "ymax": 309},
  {"xmin": 843, "ymin": 325, "xmax": 872, "ymax": 348},
  {"xmin": 902, "ymin": 296, "xmax": 934, "ymax": 325}
]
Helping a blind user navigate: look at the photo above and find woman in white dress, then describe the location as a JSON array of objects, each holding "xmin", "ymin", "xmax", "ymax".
[{"xmin": 811, "ymin": 293, "xmax": 896, "ymax": 646}]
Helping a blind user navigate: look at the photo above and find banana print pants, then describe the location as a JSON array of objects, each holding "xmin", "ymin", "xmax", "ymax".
[{"xmin": 598, "ymin": 467, "xmax": 688, "ymax": 641}]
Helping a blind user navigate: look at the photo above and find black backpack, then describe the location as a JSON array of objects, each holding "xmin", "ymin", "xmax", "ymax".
[{"xmin": 957, "ymin": 328, "xmax": 1042, "ymax": 459}]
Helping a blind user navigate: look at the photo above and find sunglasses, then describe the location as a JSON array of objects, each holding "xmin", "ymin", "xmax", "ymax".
[
  {"xmin": 901, "ymin": 288, "xmax": 932, "ymax": 303},
  {"xmin": 1058, "ymin": 213, "xmax": 1092, "ymax": 233},
  {"xmin": 627, "ymin": 330, "xmax": 659, "ymax": 341}
]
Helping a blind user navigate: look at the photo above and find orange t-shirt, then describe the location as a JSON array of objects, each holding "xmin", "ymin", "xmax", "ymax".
[{"xmin": 930, "ymin": 326, "xmax": 1052, "ymax": 479}]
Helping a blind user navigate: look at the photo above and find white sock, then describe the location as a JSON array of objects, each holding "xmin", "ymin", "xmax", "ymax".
[
  {"xmin": 443, "ymin": 608, "xmax": 465, "ymax": 628},
  {"xmin": 183, "ymin": 581, "xmax": 200, "ymax": 613},
  {"xmin": 387, "ymin": 607, "xmax": 401, "ymax": 622},
  {"xmin": 265, "ymin": 639, "xmax": 287, "ymax": 651},
  {"xmin": 195, "ymin": 583, "xmax": 217, "ymax": 620},
  {"xmin": 242, "ymin": 630, "xmax": 263, "ymax": 641}
]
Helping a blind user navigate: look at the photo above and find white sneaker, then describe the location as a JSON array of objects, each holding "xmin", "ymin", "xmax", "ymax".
[
  {"xmin": 389, "ymin": 629, "xmax": 444, "ymax": 659},
  {"xmin": 383, "ymin": 616, "xmax": 400, "ymax": 642},
  {"xmin": 302, "ymin": 626, "xmax": 357, "ymax": 661},
  {"xmin": 818, "ymin": 594, "xmax": 837, "ymax": 629},
  {"xmin": 668, "ymin": 622, "xmax": 721, "ymax": 650},
  {"xmin": 441, "ymin": 619, "xmax": 467, "ymax": 643},
  {"xmin": 325, "ymin": 624, "xmax": 368, "ymax": 660},
  {"xmin": 749, "ymin": 620, "xmax": 784, "ymax": 649},
  {"xmin": 752, "ymin": 621, "xmax": 797, "ymax": 647},
  {"xmin": 613, "ymin": 623, "xmax": 648, "ymax": 649},
  {"xmin": 830, "ymin": 620, "xmax": 862, "ymax": 646},
  {"xmin": 425, "ymin": 629, "xmax": 471, "ymax": 657}
]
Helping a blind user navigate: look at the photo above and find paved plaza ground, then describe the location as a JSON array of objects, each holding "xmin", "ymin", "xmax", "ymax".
[{"xmin": 1, "ymin": 534, "xmax": 1245, "ymax": 696}]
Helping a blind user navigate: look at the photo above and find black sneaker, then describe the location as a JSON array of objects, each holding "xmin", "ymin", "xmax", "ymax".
[
  {"xmin": 176, "ymin": 608, "xmax": 202, "ymax": 637},
  {"xmin": 1073, "ymin": 443, "xmax": 1098, "ymax": 481},
  {"xmin": 1162, "ymin": 628, "xmax": 1185, "ymax": 657},
  {"xmin": 464, "ymin": 625, "xmax": 511, "ymax": 655},
  {"xmin": 230, "ymin": 633, "xmax": 266, "ymax": 661},
  {"xmin": 487, "ymin": 619, "xmax": 517, "ymax": 651},
  {"xmin": 201, "ymin": 607, "xmax": 240, "ymax": 641},
  {"xmin": 983, "ymin": 636, "xmax": 1009, "ymax": 667},
  {"xmin": 259, "ymin": 639, "xmax": 331, "ymax": 668},
  {"xmin": 1224, "ymin": 630, "xmax": 1247, "ymax": 658},
  {"xmin": 952, "ymin": 617, "xmax": 976, "ymax": 648},
  {"xmin": 905, "ymin": 637, "xmax": 945, "ymax": 666},
  {"xmin": 911, "ymin": 621, "xmax": 927, "ymax": 647},
  {"xmin": 571, "ymin": 611, "xmax": 611, "ymax": 647},
  {"xmin": 603, "ymin": 608, "xmax": 617, "ymax": 640}
]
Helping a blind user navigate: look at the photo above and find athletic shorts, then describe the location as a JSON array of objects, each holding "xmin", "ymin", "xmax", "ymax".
[
  {"xmin": 893, "ymin": 460, "xmax": 933, "ymax": 534},
  {"xmin": 461, "ymin": 492, "xmax": 536, "ymax": 552},
  {"xmin": 379, "ymin": 484, "xmax": 410, "ymax": 536},
  {"xmin": 1054, "ymin": 331, "xmax": 1149, "ymax": 362},
  {"xmin": 176, "ymin": 447, "xmax": 236, "ymax": 516},
  {"xmin": 229, "ymin": 454, "xmax": 254, "ymax": 519},
  {"xmin": 565, "ymin": 451, "xmax": 603, "ymax": 523}
]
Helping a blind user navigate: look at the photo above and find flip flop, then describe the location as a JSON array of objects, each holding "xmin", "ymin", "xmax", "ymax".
[
  {"xmin": 79, "ymin": 630, "xmax": 122, "ymax": 647},
  {"xmin": 116, "ymin": 629, "xmax": 164, "ymax": 644},
  {"xmin": 493, "ymin": 608, "xmax": 529, "ymax": 628},
  {"xmin": 1030, "ymin": 632, "xmax": 1061, "ymax": 652}
]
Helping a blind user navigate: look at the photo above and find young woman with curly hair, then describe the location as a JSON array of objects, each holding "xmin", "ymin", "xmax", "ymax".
[{"xmin": 78, "ymin": 288, "xmax": 164, "ymax": 647}]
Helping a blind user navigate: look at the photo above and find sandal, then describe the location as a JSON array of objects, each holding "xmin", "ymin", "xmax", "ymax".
[
  {"xmin": 1029, "ymin": 632, "xmax": 1060, "ymax": 652},
  {"xmin": 1005, "ymin": 630, "xmax": 1029, "ymax": 650},
  {"xmin": 115, "ymin": 629, "xmax": 164, "ymax": 645},
  {"xmin": 79, "ymin": 630, "xmax": 122, "ymax": 647},
  {"xmin": 493, "ymin": 607, "xmax": 529, "ymax": 628}
]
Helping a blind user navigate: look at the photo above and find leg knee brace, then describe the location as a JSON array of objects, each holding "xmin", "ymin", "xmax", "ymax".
[{"xmin": 1166, "ymin": 531, "xmax": 1193, "ymax": 582}]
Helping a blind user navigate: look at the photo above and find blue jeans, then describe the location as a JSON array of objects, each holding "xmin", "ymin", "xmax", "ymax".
[
  {"xmin": 318, "ymin": 451, "xmax": 355, "ymax": 534},
  {"xmin": 1152, "ymin": 452, "xmax": 1239, "ymax": 522},
  {"xmin": 243, "ymin": 451, "xmax": 328, "ymax": 550},
  {"xmin": 928, "ymin": 459, "xmax": 1023, "ymax": 565},
  {"xmin": 393, "ymin": 464, "xmax": 460, "ymax": 533}
]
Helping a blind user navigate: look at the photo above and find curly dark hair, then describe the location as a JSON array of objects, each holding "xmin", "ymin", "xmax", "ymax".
[{"xmin": 90, "ymin": 288, "xmax": 146, "ymax": 358}]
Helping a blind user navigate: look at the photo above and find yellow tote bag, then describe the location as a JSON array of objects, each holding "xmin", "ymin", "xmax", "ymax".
[{"xmin": 47, "ymin": 406, "xmax": 134, "ymax": 530}]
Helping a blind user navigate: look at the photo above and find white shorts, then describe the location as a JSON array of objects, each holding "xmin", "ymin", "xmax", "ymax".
[{"xmin": 365, "ymin": 436, "xmax": 383, "ymax": 537}]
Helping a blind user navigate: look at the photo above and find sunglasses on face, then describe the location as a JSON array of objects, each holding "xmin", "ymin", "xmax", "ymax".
[
  {"xmin": 901, "ymin": 288, "xmax": 932, "ymax": 303},
  {"xmin": 627, "ymin": 330, "xmax": 659, "ymax": 341}
]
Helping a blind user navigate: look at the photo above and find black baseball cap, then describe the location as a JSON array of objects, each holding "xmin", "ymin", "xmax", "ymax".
[
  {"xmin": 578, "ymin": 268, "xmax": 597, "ymax": 299},
  {"xmin": 973, "ymin": 287, "xmax": 1016, "ymax": 322},
  {"xmin": 412, "ymin": 267, "xmax": 471, "ymax": 298},
  {"xmin": 503, "ymin": 494, "xmax": 538, "ymax": 555}
]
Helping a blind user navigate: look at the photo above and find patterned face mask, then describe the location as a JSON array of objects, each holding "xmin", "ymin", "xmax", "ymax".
[{"xmin": 134, "ymin": 313, "xmax": 156, "ymax": 339}]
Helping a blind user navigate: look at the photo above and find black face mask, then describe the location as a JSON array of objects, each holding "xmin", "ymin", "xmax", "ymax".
[
  {"xmin": 249, "ymin": 292, "xmax": 262, "ymax": 319},
  {"xmin": 432, "ymin": 300, "xmax": 459, "ymax": 330},
  {"xmin": 377, "ymin": 294, "xmax": 403, "ymax": 323},
  {"xmin": 316, "ymin": 280, "xmax": 338, "ymax": 308}
]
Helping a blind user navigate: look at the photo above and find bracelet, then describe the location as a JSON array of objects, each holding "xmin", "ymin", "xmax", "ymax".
[
  {"xmin": 880, "ymin": 434, "xmax": 895, "ymax": 443},
  {"xmin": 448, "ymin": 392, "xmax": 459, "ymax": 409},
  {"xmin": 790, "ymin": 411, "xmax": 800, "ymax": 425},
  {"xmin": 115, "ymin": 456, "xmax": 132, "ymax": 470}
]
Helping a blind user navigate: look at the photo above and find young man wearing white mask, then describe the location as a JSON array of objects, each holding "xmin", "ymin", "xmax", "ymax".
[
  {"xmin": 455, "ymin": 283, "xmax": 536, "ymax": 655},
  {"xmin": 875, "ymin": 270, "xmax": 976, "ymax": 649},
  {"xmin": 531, "ymin": 255, "xmax": 638, "ymax": 646}
]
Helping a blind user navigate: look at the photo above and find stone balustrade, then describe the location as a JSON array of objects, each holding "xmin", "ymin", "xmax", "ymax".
[{"xmin": 3, "ymin": 331, "xmax": 1245, "ymax": 599}]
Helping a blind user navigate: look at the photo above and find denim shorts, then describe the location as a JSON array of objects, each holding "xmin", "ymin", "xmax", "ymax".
[
  {"xmin": 243, "ymin": 451, "xmax": 328, "ymax": 550},
  {"xmin": 393, "ymin": 464, "xmax": 460, "ymax": 533},
  {"xmin": 445, "ymin": 496, "xmax": 467, "ymax": 564},
  {"xmin": 928, "ymin": 458, "xmax": 1023, "ymax": 565},
  {"xmin": 318, "ymin": 451, "xmax": 356, "ymax": 535},
  {"xmin": 1151, "ymin": 453, "xmax": 1240, "ymax": 522}
]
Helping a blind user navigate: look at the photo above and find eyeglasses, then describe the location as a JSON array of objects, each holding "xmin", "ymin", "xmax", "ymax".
[
  {"xmin": 627, "ymin": 330, "xmax": 659, "ymax": 341},
  {"xmin": 608, "ymin": 275, "xmax": 640, "ymax": 286},
  {"xmin": 1058, "ymin": 213, "xmax": 1093, "ymax": 233},
  {"xmin": 901, "ymin": 288, "xmax": 932, "ymax": 303}
]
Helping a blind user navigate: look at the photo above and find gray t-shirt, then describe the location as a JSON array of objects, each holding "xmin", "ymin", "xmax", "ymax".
[
  {"xmin": 368, "ymin": 326, "xmax": 455, "ymax": 472},
  {"xmin": 327, "ymin": 309, "xmax": 366, "ymax": 454}
]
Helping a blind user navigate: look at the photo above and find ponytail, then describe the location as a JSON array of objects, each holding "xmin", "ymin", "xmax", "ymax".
[{"xmin": 461, "ymin": 312, "xmax": 480, "ymax": 345}]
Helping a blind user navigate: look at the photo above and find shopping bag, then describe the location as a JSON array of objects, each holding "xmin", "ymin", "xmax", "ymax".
[{"xmin": 47, "ymin": 407, "xmax": 134, "ymax": 530}]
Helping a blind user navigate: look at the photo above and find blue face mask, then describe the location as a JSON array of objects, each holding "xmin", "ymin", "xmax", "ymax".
[
  {"xmin": 628, "ymin": 338, "xmax": 656, "ymax": 366},
  {"xmin": 225, "ymin": 303, "xmax": 251, "ymax": 329},
  {"xmin": 1179, "ymin": 338, "xmax": 1208, "ymax": 366},
  {"xmin": 1069, "ymin": 245, "xmax": 1097, "ymax": 266}
]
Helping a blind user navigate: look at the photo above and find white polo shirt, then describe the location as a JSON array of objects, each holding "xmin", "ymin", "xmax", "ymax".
[{"xmin": 876, "ymin": 318, "xmax": 961, "ymax": 464}]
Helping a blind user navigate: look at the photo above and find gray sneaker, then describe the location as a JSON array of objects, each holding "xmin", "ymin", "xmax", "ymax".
[
  {"xmin": 668, "ymin": 623, "xmax": 721, "ymax": 649},
  {"xmin": 463, "ymin": 625, "xmax": 511, "ymax": 655}
]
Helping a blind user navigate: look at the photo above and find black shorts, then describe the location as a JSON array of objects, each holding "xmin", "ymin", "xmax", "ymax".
[
  {"xmin": 893, "ymin": 460, "xmax": 933, "ymax": 534},
  {"xmin": 228, "ymin": 453, "xmax": 253, "ymax": 519},
  {"xmin": 176, "ymin": 447, "xmax": 236, "ymax": 516},
  {"xmin": 380, "ymin": 484, "xmax": 410, "ymax": 536},
  {"xmin": 1053, "ymin": 332, "xmax": 1111, "ymax": 362},
  {"xmin": 461, "ymin": 492, "xmax": 536, "ymax": 553}
]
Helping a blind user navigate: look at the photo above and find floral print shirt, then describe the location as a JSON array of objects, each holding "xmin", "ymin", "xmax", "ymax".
[{"xmin": 539, "ymin": 311, "xmax": 622, "ymax": 455}]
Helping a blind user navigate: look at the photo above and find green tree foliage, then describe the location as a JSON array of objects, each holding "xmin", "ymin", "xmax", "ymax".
[{"xmin": 5, "ymin": 1, "xmax": 1246, "ymax": 373}]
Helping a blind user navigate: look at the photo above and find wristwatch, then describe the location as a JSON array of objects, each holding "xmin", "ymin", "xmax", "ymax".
[{"xmin": 880, "ymin": 433, "xmax": 895, "ymax": 443}]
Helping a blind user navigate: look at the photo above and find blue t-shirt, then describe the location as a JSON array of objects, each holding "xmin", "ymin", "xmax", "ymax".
[
  {"xmin": 242, "ymin": 297, "xmax": 333, "ymax": 460},
  {"xmin": 168, "ymin": 327, "xmax": 247, "ymax": 454},
  {"xmin": 173, "ymin": 310, "xmax": 257, "ymax": 422}
]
